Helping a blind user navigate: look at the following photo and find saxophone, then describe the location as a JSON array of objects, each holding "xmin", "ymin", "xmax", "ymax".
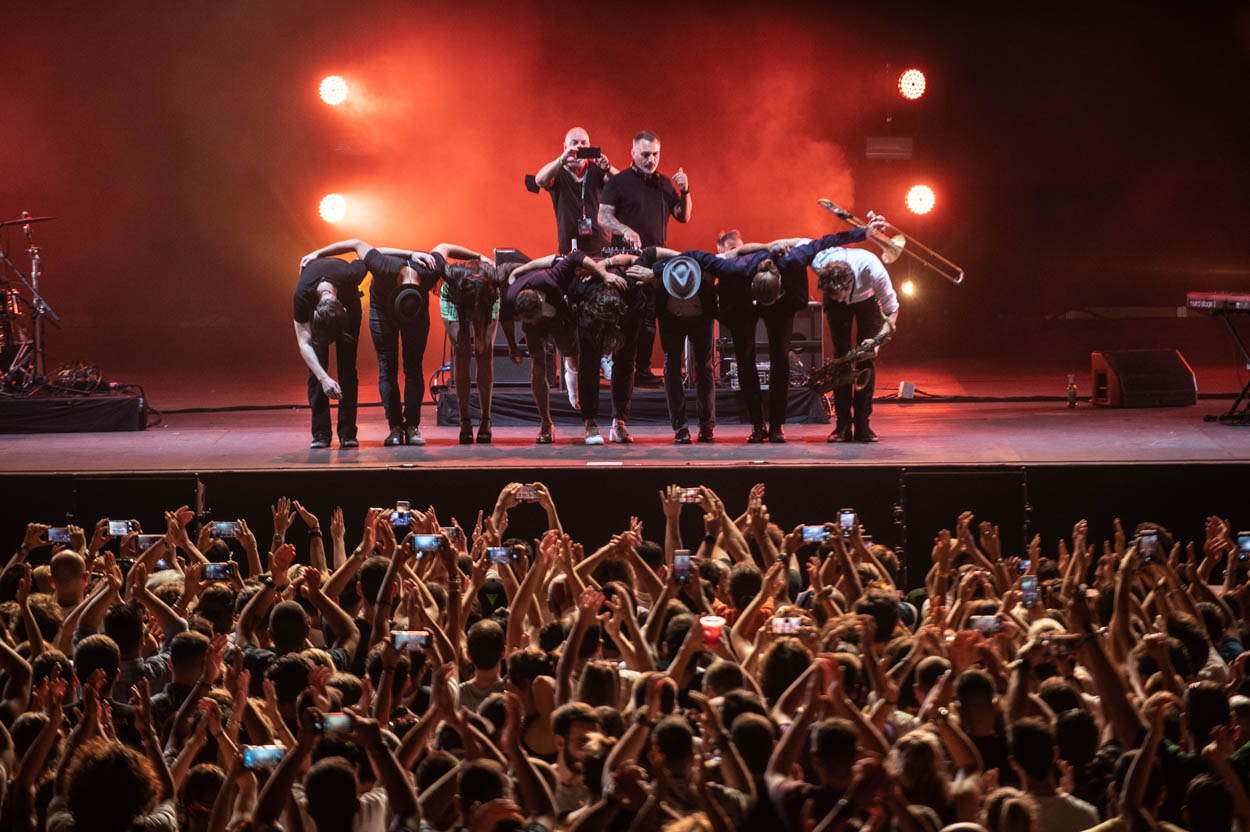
[{"xmin": 804, "ymin": 322, "xmax": 894, "ymax": 394}]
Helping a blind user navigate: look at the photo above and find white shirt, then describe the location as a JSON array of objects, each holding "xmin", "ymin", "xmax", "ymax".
[
  {"xmin": 812, "ymin": 247, "xmax": 898, "ymax": 317},
  {"xmin": 1032, "ymin": 792, "xmax": 1100, "ymax": 832}
]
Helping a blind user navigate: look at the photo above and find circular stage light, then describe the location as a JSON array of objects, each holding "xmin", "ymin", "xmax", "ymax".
[
  {"xmin": 898, "ymin": 69, "xmax": 926, "ymax": 100},
  {"xmin": 319, "ymin": 193, "xmax": 347, "ymax": 223},
  {"xmin": 319, "ymin": 75, "xmax": 348, "ymax": 106},
  {"xmin": 906, "ymin": 184, "xmax": 935, "ymax": 215},
  {"xmin": 902, "ymin": 280, "xmax": 916, "ymax": 297}
]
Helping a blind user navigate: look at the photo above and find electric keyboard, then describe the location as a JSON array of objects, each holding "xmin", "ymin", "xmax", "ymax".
[{"xmin": 1187, "ymin": 291, "xmax": 1250, "ymax": 312}]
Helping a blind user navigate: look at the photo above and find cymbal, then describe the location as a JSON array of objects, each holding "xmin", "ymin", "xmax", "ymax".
[{"xmin": 0, "ymin": 216, "xmax": 56, "ymax": 228}]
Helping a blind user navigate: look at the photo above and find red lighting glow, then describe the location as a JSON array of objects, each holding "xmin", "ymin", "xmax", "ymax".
[
  {"xmin": 319, "ymin": 75, "xmax": 348, "ymax": 106},
  {"xmin": 319, "ymin": 194, "xmax": 347, "ymax": 223},
  {"xmin": 906, "ymin": 185, "xmax": 935, "ymax": 214},
  {"xmin": 898, "ymin": 69, "xmax": 926, "ymax": 100}
]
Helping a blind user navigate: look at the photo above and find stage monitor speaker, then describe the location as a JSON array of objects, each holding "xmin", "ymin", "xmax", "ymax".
[{"xmin": 1090, "ymin": 349, "xmax": 1196, "ymax": 408}]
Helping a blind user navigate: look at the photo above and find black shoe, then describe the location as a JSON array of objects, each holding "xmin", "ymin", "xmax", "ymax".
[
  {"xmin": 697, "ymin": 426, "xmax": 715, "ymax": 443},
  {"xmin": 536, "ymin": 422, "xmax": 554, "ymax": 444},
  {"xmin": 674, "ymin": 427, "xmax": 692, "ymax": 444},
  {"xmin": 459, "ymin": 421, "xmax": 474, "ymax": 445},
  {"xmin": 634, "ymin": 371, "xmax": 662, "ymax": 387},
  {"xmin": 476, "ymin": 418, "xmax": 492, "ymax": 444},
  {"xmin": 827, "ymin": 423, "xmax": 853, "ymax": 443},
  {"xmin": 340, "ymin": 437, "xmax": 359, "ymax": 449},
  {"xmin": 854, "ymin": 425, "xmax": 878, "ymax": 443},
  {"xmin": 405, "ymin": 425, "xmax": 425, "ymax": 446},
  {"xmin": 768, "ymin": 426, "xmax": 787, "ymax": 443},
  {"xmin": 310, "ymin": 436, "xmax": 331, "ymax": 449},
  {"xmin": 384, "ymin": 427, "xmax": 404, "ymax": 447},
  {"xmin": 746, "ymin": 426, "xmax": 767, "ymax": 444}
]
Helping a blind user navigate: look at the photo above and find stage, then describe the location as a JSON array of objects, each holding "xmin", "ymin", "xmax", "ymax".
[
  {"xmin": 3, "ymin": 393, "xmax": 1248, "ymax": 583},
  {"xmin": 1, "ymin": 398, "xmax": 1248, "ymax": 473}
]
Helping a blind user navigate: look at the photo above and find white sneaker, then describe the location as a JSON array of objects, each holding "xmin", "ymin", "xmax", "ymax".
[
  {"xmin": 601, "ymin": 355, "xmax": 613, "ymax": 381},
  {"xmin": 584, "ymin": 424, "xmax": 604, "ymax": 445},
  {"xmin": 564, "ymin": 360, "xmax": 579, "ymax": 410}
]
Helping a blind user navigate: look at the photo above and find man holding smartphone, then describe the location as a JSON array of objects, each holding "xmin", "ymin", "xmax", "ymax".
[{"xmin": 532, "ymin": 127, "xmax": 617, "ymax": 256}]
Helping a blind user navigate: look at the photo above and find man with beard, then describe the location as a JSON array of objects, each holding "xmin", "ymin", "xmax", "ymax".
[
  {"xmin": 550, "ymin": 703, "xmax": 602, "ymax": 814},
  {"xmin": 598, "ymin": 131, "xmax": 691, "ymax": 389}
]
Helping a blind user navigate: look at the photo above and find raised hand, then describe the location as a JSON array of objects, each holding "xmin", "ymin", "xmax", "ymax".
[
  {"xmin": 577, "ymin": 587, "xmax": 606, "ymax": 623},
  {"xmin": 271, "ymin": 543, "xmax": 296, "ymax": 584},
  {"xmin": 329, "ymin": 506, "xmax": 345, "ymax": 543},
  {"xmin": 300, "ymin": 567, "xmax": 323, "ymax": 596},
  {"xmin": 292, "ymin": 500, "xmax": 319, "ymax": 530},
  {"xmin": 272, "ymin": 497, "xmax": 295, "ymax": 538},
  {"xmin": 68, "ymin": 524, "xmax": 87, "ymax": 553}
]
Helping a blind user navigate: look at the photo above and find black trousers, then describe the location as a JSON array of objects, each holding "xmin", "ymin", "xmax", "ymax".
[
  {"xmin": 721, "ymin": 307, "xmax": 794, "ymax": 430},
  {"xmin": 369, "ymin": 305, "xmax": 431, "ymax": 429},
  {"xmin": 308, "ymin": 302, "xmax": 361, "ymax": 442},
  {"xmin": 578, "ymin": 312, "xmax": 642, "ymax": 424},
  {"xmin": 824, "ymin": 297, "xmax": 885, "ymax": 428},
  {"xmin": 634, "ymin": 290, "xmax": 657, "ymax": 375},
  {"xmin": 658, "ymin": 313, "xmax": 715, "ymax": 432}
]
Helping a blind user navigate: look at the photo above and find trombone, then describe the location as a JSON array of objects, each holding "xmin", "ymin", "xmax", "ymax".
[{"xmin": 818, "ymin": 199, "xmax": 964, "ymax": 285}]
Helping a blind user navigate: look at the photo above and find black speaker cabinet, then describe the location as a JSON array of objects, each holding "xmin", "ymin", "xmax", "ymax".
[{"xmin": 1090, "ymin": 349, "xmax": 1196, "ymax": 407}]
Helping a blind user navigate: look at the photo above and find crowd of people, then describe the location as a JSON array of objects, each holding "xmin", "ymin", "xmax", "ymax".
[
  {"xmin": 2, "ymin": 482, "xmax": 1249, "ymax": 832},
  {"xmin": 294, "ymin": 128, "xmax": 898, "ymax": 449}
]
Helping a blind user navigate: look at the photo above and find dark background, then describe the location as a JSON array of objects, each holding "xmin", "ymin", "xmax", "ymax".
[{"xmin": 1, "ymin": 1, "xmax": 1249, "ymax": 408}]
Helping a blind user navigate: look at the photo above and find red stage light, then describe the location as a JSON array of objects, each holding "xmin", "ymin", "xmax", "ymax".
[
  {"xmin": 898, "ymin": 69, "xmax": 926, "ymax": 100},
  {"xmin": 319, "ymin": 194, "xmax": 347, "ymax": 223},
  {"xmin": 906, "ymin": 185, "xmax": 935, "ymax": 215},
  {"xmin": 319, "ymin": 75, "xmax": 348, "ymax": 106}
]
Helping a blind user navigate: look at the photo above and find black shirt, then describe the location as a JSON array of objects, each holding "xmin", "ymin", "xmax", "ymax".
[
  {"xmin": 293, "ymin": 258, "xmax": 367, "ymax": 323},
  {"xmin": 683, "ymin": 228, "xmax": 869, "ymax": 319},
  {"xmin": 545, "ymin": 164, "xmax": 610, "ymax": 255},
  {"xmin": 502, "ymin": 251, "xmax": 587, "ymax": 322},
  {"xmin": 292, "ymin": 256, "xmax": 365, "ymax": 319},
  {"xmin": 364, "ymin": 248, "xmax": 444, "ymax": 313},
  {"xmin": 599, "ymin": 166, "xmax": 681, "ymax": 247}
]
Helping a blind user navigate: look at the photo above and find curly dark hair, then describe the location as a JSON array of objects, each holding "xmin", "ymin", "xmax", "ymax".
[
  {"xmin": 581, "ymin": 283, "xmax": 627, "ymax": 354},
  {"xmin": 816, "ymin": 260, "xmax": 856, "ymax": 294},
  {"xmin": 444, "ymin": 263, "xmax": 499, "ymax": 323}
]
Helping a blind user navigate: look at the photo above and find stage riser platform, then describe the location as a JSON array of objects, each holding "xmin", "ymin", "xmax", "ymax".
[
  {"xmin": 0, "ymin": 395, "xmax": 146, "ymax": 433},
  {"xmin": 435, "ymin": 388, "xmax": 829, "ymax": 426},
  {"xmin": 4, "ymin": 463, "xmax": 1246, "ymax": 586}
]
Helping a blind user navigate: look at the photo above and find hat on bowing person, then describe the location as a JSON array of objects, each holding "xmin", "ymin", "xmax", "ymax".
[
  {"xmin": 660, "ymin": 256, "xmax": 702, "ymax": 300},
  {"xmin": 393, "ymin": 284, "xmax": 427, "ymax": 325}
]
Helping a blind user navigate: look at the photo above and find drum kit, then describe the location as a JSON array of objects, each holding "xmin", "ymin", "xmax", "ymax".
[{"xmin": 0, "ymin": 211, "xmax": 59, "ymax": 391}]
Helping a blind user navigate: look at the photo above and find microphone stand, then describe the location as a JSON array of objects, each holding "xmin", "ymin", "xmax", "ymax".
[{"xmin": 0, "ymin": 211, "xmax": 61, "ymax": 384}]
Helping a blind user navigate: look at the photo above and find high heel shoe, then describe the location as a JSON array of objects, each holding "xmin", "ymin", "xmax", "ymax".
[
  {"xmin": 476, "ymin": 417, "xmax": 492, "ymax": 444},
  {"xmin": 459, "ymin": 420, "xmax": 474, "ymax": 445}
]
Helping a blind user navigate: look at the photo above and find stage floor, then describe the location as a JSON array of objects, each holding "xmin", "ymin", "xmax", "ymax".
[{"xmin": 2, "ymin": 398, "xmax": 1248, "ymax": 475}]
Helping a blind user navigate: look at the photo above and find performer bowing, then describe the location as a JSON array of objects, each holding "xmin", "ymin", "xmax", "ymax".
[{"xmin": 814, "ymin": 246, "xmax": 898, "ymax": 443}]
